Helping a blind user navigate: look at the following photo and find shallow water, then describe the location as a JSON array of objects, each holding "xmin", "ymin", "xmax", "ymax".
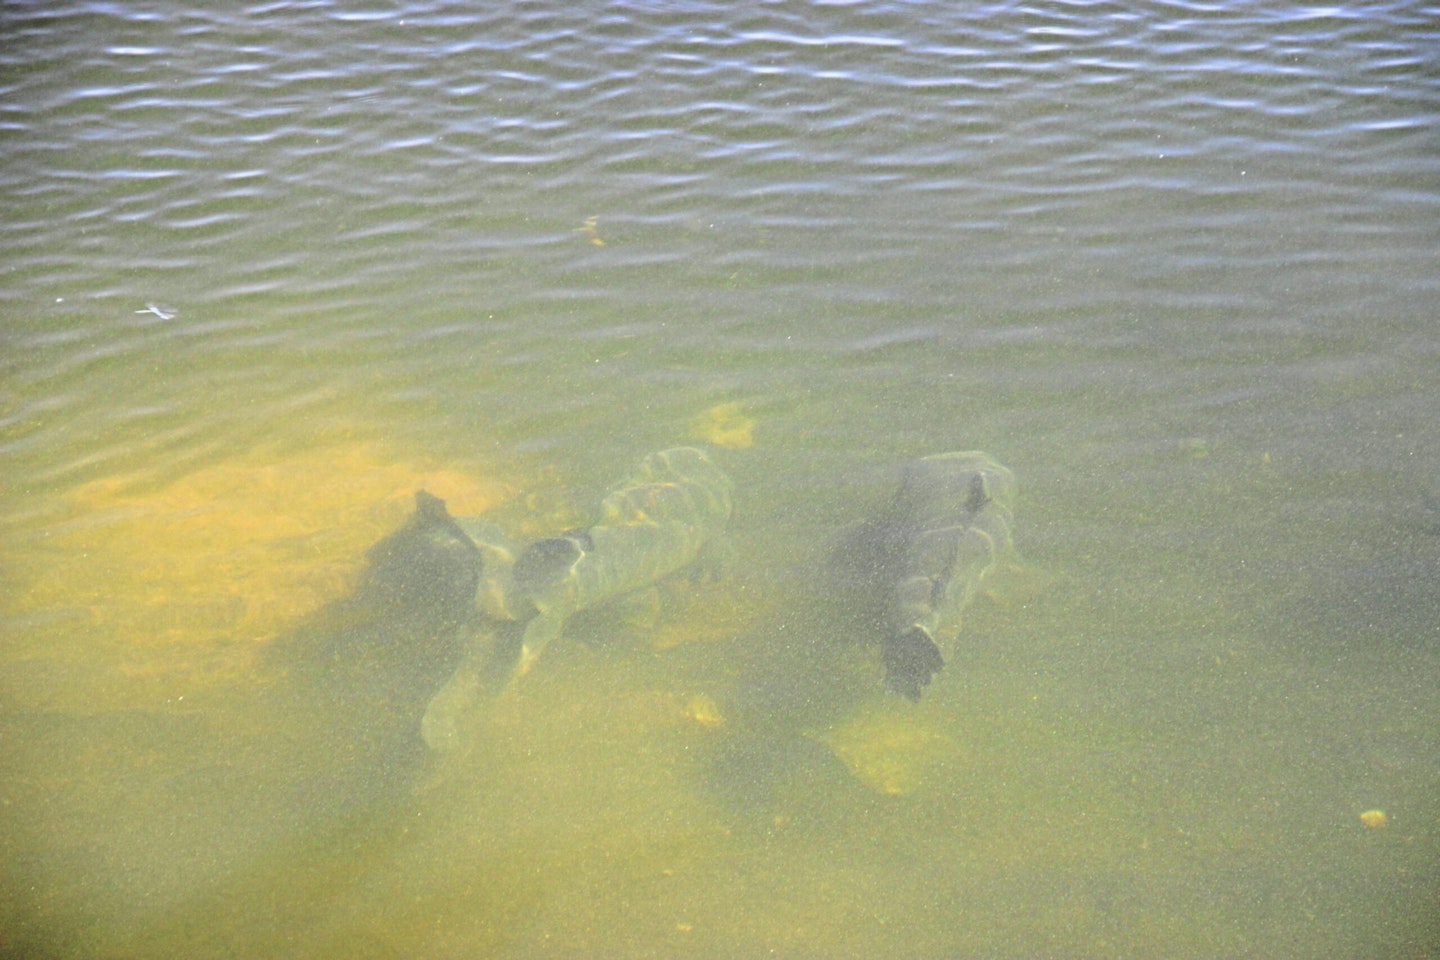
[{"xmin": 2, "ymin": 1, "xmax": 1438, "ymax": 957}]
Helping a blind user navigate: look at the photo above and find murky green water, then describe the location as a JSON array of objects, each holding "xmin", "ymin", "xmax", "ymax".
[{"xmin": 2, "ymin": 1, "xmax": 1437, "ymax": 957}]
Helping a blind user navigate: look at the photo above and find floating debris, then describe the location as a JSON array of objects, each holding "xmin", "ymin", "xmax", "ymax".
[
  {"xmin": 574, "ymin": 215, "xmax": 605, "ymax": 246},
  {"xmin": 1359, "ymin": 809, "xmax": 1387, "ymax": 829},
  {"xmin": 135, "ymin": 302, "xmax": 176, "ymax": 320}
]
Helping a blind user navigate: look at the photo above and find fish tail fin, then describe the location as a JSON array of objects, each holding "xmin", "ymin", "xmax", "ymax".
[
  {"xmin": 883, "ymin": 627, "xmax": 944, "ymax": 701},
  {"xmin": 516, "ymin": 613, "xmax": 565, "ymax": 680}
]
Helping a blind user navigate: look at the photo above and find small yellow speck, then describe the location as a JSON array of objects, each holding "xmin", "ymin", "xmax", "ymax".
[
  {"xmin": 1359, "ymin": 809, "xmax": 1387, "ymax": 829},
  {"xmin": 684, "ymin": 694, "xmax": 724, "ymax": 728}
]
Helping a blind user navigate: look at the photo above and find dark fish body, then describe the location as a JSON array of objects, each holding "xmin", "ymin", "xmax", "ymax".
[
  {"xmin": 508, "ymin": 446, "xmax": 733, "ymax": 676},
  {"xmin": 854, "ymin": 452, "xmax": 1016, "ymax": 701},
  {"xmin": 421, "ymin": 447, "xmax": 733, "ymax": 749}
]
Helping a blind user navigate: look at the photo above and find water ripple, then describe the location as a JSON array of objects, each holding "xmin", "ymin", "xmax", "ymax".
[{"xmin": 0, "ymin": 0, "xmax": 1435, "ymax": 486}]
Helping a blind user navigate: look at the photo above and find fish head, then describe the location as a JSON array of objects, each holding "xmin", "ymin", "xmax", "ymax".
[{"xmin": 511, "ymin": 531, "xmax": 592, "ymax": 597}]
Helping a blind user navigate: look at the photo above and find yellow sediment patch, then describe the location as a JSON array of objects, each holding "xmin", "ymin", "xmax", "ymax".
[
  {"xmin": 689, "ymin": 402, "xmax": 755, "ymax": 449},
  {"xmin": 9, "ymin": 442, "xmax": 510, "ymax": 681},
  {"xmin": 682, "ymin": 693, "xmax": 725, "ymax": 728},
  {"xmin": 809, "ymin": 699, "xmax": 967, "ymax": 796},
  {"xmin": 648, "ymin": 584, "xmax": 753, "ymax": 652}
]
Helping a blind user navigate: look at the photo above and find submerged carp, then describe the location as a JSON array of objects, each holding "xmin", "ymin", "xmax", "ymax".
[
  {"xmin": 848, "ymin": 451, "xmax": 1016, "ymax": 701},
  {"xmin": 507, "ymin": 445, "xmax": 734, "ymax": 677},
  {"xmin": 421, "ymin": 447, "xmax": 733, "ymax": 750}
]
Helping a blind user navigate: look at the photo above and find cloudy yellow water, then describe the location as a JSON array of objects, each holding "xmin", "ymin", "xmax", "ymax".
[
  {"xmin": 2, "ymin": 0, "xmax": 1437, "ymax": 957},
  {"xmin": 2, "ymin": 410, "xmax": 1435, "ymax": 957},
  {"xmin": 3, "ymin": 438, "xmax": 508, "ymax": 707}
]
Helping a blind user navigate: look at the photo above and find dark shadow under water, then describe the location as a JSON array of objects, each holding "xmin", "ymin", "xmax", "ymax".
[{"xmin": 4, "ymin": 492, "xmax": 487, "ymax": 959}]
